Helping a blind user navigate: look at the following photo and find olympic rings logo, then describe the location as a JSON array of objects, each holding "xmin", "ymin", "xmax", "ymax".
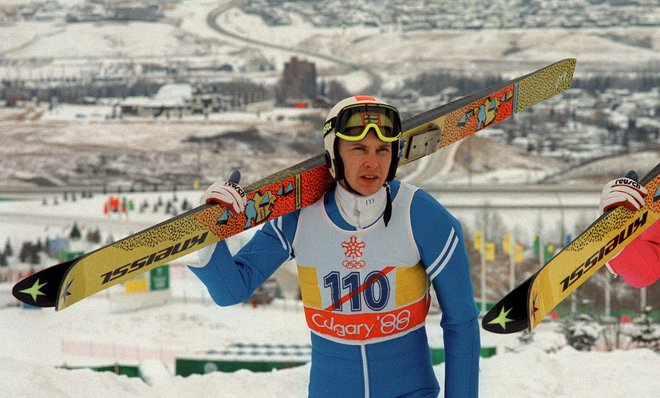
[{"xmin": 342, "ymin": 260, "xmax": 366, "ymax": 269}]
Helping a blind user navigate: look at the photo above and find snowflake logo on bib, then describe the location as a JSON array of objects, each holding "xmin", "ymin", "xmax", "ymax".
[{"xmin": 341, "ymin": 235, "xmax": 366, "ymax": 269}]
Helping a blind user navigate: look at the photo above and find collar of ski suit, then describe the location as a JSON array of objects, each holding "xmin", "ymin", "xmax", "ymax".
[{"xmin": 334, "ymin": 182, "xmax": 387, "ymax": 229}]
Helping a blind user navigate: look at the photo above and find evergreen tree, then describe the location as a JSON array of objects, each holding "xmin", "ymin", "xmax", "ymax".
[
  {"xmin": 86, "ymin": 230, "xmax": 94, "ymax": 243},
  {"xmin": 93, "ymin": 228, "xmax": 102, "ymax": 243},
  {"xmin": 4, "ymin": 239, "xmax": 13, "ymax": 257},
  {"xmin": 140, "ymin": 199, "xmax": 149, "ymax": 213},
  {"xmin": 86, "ymin": 228, "xmax": 102, "ymax": 244},
  {"xmin": 70, "ymin": 223, "xmax": 82, "ymax": 240},
  {"xmin": 181, "ymin": 198, "xmax": 191, "ymax": 212},
  {"xmin": 0, "ymin": 252, "xmax": 7, "ymax": 267},
  {"xmin": 29, "ymin": 249, "xmax": 40, "ymax": 265},
  {"xmin": 19, "ymin": 241, "xmax": 32, "ymax": 263}
]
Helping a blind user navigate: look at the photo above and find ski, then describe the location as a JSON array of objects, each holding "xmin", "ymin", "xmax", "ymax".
[
  {"xmin": 12, "ymin": 58, "xmax": 576, "ymax": 310},
  {"xmin": 483, "ymin": 162, "xmax": 660, "ymax": 334}
]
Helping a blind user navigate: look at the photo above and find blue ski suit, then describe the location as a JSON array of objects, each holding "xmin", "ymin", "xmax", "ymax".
[{"xmin": 190, "ymin": 180, "xmax": 480, "ymax": 397}]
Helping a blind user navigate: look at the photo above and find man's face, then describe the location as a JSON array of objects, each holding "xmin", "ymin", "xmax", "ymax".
[{"xmin": 337, "ymin": 130, "xmax": 392, "ymax": 196}]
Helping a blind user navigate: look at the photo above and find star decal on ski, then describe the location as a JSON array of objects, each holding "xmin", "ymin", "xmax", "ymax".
[
  {"xmin": 487, "ymin": 306, "xmax": 514, "ymax": 331},
  {"xmin": 19, "ymin": 278, "xmax": 47, "ymax": 303}
]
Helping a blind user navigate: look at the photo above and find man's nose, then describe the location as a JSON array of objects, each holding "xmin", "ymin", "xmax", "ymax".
[{"xmin": 363, "ymin": 152, "xmax": 379, "ymax": 168}]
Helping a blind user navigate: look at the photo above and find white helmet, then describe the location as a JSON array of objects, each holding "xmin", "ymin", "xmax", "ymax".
[{"xmin": 323, "ymin": 95, "xmax": 402, "ymax": 182}]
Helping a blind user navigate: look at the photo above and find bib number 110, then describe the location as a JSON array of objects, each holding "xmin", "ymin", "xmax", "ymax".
[{"xmin": 323, "ymin": 271, "xmax": 390, "ymax": 312}]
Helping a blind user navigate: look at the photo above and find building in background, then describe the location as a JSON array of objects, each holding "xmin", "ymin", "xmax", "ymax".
[{"xmin": 280, "ymin": 57, "xmax": 317, "ymax": 106}]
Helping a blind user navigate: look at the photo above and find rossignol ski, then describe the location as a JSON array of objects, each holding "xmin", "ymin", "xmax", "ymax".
[
  {"xmin": 483, "ymin": 162, "xmax": 660, "ymax": 334},
  {"xmin": 13, "ymin": 59, "xmax": 577, "ymax": 311}
]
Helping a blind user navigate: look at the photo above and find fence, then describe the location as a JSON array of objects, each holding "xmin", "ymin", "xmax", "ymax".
[{"xmin": 61, "ymin": 339, "xmax": 185, "ymax": 363}]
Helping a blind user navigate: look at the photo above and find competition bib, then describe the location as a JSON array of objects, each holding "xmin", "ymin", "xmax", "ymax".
[{"xmin": 293, "ymin": 183, "xmax": 431, "ymax": 344}]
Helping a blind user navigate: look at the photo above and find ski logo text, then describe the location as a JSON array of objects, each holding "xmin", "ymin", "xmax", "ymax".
[
  {"xmin": 560, "ymin": 211, "xmax": 648, "ymax": 292},
  {"xmin": 100, "ymin": 232, "xmax": 209, "ymax": 285}
]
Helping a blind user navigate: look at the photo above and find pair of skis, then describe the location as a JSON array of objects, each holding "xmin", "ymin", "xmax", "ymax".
[{"xmin": 13, "ymin": 59, "xmax": 578, "ymax": 316}]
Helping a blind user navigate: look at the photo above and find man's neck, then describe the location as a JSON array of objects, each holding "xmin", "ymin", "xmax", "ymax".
[{"xmin": 334, "ymin": 182, "xmax": 386, "ymax": 229}]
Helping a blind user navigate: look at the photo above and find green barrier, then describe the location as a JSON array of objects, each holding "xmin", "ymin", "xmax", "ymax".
[
  {"xmin": 176, "ymin": 344, "xmax": 498, "ymax": 376},
  {"xmin": 59, "ymin": 250, "xmax": 85, "ymax": 262},
  {"xmin": 474, "ymin": 300, "xmax": 497, "ymax": 311},
  {"xmin": 480, "ymin": 346, "xmax": 497, "ymax": 358},
  {"xmin": 60, "ymin": 364, "xmax": 140, "ymax": 378},
  {"xmin": 175, "ymin": 358, "xmax": 306, "ymax": 376},
  {"xmin": 430, "ymin": 347, "xmax": 497, "ymax": 365}
]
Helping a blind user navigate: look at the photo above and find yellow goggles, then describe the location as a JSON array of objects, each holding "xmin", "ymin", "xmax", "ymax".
[
  {"xmin": 332, "ymin": 104, "xmax": 402, "ymax": 143},
  {"xmin": 335, "ymin": 123, "xmax": 401, "ymax": 142}
]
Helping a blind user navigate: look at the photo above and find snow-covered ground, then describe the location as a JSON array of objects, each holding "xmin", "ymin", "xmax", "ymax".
[
  {"xmin": 1, "ymin": 180, "xmax": 659, "ymax": 397},
  {"xmin": 1, "ymin": 282, "xmax": 659, "ymax": 397}
]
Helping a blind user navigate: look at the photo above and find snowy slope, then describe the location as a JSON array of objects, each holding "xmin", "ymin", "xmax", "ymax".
[
  {"xmin": 1, "ymin": 181, "xmax": 659, "ymax": 398},
  {"xmin": 1, "ymin": 296, "xmax": 659, "ymax": 397}
]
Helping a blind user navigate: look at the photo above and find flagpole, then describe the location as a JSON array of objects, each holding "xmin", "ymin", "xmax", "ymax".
[
  {"xmin": 509, "ymin": 236, "xmax": 515, "ymax": 291},
  {"xmin": 641, "ymin": 287, "xmax": 647, "ymax": 312},
  {"xmin": 604, "ymin": 269, "xmax": 611, "ymax": 319},
  {"xmin": 481, "ymin": 237, "xmax": 486, "ymax": 314}
]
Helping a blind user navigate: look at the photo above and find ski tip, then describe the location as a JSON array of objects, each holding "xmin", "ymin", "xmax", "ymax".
[
  {"xmin": 481, "ymin": 278, "xmax": 535, "ymax": 334},
  {"xmin": 11, "ymin": 261, "xmax": 75, "ymax": 308},
  {"xmin": 481, "ymin": 303, "xmax": 530, "ymax": 334}
]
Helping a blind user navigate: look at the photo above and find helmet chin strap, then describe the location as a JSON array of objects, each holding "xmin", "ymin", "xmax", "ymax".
[
  {"xmin": 339, "ymin": 179, "xmax": 393, "ymax": 227},
  {"xmin": 384, "ymin": 183, "xmax": 392, "ymax": 227}
]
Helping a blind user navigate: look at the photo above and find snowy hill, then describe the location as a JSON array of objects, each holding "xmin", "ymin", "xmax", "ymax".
[{"xmin": 1, "ymin": 284, "xmax": 659, "ymax": 397}]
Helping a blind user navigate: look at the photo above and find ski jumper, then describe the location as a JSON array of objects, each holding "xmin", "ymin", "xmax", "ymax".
[
  {"xmin": 609, "ymin": 222, "xmax": 660, "ymax": 288},
  {"xmin": 189, "ymin": 180, "xmax": 480, "ymax": 397}
]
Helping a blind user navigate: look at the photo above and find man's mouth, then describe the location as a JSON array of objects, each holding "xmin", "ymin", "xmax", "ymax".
[{"xmin": 361, "ymin": 175, "xmax": 379, "ymax": 181}]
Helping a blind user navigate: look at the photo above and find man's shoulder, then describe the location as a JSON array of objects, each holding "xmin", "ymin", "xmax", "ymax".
[{"xmin": 404, "ymin": 183, "xmax": 461, "ymax": 227}]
